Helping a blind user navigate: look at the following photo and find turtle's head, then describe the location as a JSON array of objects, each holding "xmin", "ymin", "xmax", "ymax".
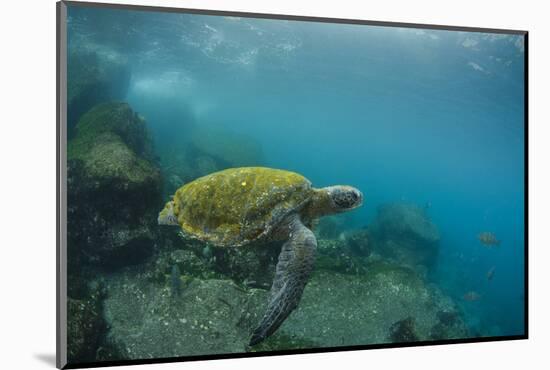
[
  {"xmin": 324, "ymin": 185, "xmax": 363, "ymax": 213},
  {"xmin": 158, "ymin": 200, "xmax": 179, "ymax": 226}
]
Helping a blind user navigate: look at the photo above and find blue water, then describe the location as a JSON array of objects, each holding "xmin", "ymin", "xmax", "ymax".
[{"xmin": 68, "ymin": 6, "xmax": 525, "ymax": 338}]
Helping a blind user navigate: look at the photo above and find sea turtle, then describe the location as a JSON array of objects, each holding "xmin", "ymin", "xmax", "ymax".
[{"xmin": 158, "ymin": 167, "xmax": 363, "ymax": 345}]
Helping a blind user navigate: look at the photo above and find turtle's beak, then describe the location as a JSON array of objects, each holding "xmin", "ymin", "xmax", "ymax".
[{"xmin": 351, "ymin": 188, "xmax": 363, "ymax": 209}]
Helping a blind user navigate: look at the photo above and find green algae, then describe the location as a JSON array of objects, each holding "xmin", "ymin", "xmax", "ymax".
[{"xmin": 68, "ymin": 102, "xmax": 159, "ymax": 190}]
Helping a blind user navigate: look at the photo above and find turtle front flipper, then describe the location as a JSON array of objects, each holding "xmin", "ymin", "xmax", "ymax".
[{"xmin": 249, "ymin": 216, "xmax": 317, "ymax": 346}]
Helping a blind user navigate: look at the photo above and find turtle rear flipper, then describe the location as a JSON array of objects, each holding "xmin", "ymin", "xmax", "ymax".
[{"xmin": 249, "ymin": 216, "xmax": 317, "ymax": 346}]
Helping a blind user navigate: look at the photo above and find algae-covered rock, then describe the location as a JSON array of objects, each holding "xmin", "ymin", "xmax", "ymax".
[
  {"xmin": 315, "ymin": 238, "xmax": 369, "ymax": 275},
  {"xmin": 211, "ymin": 245, "xmax": 277, "ymax": 289},
  {"xmin": 151, "ymin": 247, "xmax": 216, "ymax": 283},
  {"xmin": 67, "ymin": 284, "xmax": 107, "ymax": 363},
  {"xmin": 266, "ymin": 264, "xmax": 468, "ymax": 347},
  {"xmin": 389, "ymin": 317, "xmax": 419, "ymax": 342},
  {"xmin": 429, "ymin": 311, "xmax": 461, "ymax": 340},
  {"xmin": 68, "ymin": 102, "xmax": 158, "ymax": 190},
  {"xmin": 67, "ymin": 102, "xmax": 161, "ymax": 270},
  {"xmin": 369, "ymin": 203, "xmax": 440, "ymax": 270},
  {"xmin": 67, "ymin": 49, "xmax": 131, "ymax": 135},
  {"xmin": 155, "ymin": 233, "xmax": 279, "ymax": 289},
  {"xmin": 343, "ymin": 228, "xmax": 371, "ymax": 257},
  {"xmin": 102, "ymin": 268, "xmax": 267, "ymax": 360},
  {"xmin": 100, "ymin": 258, "xmax": 467, "ymax": 360}
]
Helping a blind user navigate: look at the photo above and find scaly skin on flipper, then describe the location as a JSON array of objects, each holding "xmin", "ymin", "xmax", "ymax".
[{"xmin": 249, "ymin": 215, "xmax": 317, "ymax": 346}]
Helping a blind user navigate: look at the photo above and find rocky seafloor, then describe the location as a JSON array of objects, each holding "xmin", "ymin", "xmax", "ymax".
[
  {"xmin": 65, "ymin": 47, "xmax": 471, "ymax": 365},
  {"xmin": 97, "ymin": 258, "xmax": 467, "ymax": 360}
]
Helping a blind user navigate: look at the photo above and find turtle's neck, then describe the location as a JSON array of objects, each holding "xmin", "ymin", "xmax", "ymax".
[{"xmin": 303, "ymin": 188, "xmax": 336, "ymax": 219}]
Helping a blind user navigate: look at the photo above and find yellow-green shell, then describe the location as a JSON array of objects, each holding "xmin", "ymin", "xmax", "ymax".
[{"xmin": 168, "ymin": 167, "xmax": 313, "ymax": 247}]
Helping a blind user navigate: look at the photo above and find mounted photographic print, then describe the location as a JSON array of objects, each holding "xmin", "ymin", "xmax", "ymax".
[{"xmin": 56, "ymin": 1, "xmax": 528, "ymax": 368}]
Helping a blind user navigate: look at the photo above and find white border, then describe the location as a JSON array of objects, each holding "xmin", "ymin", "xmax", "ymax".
[{"xmin": 1, "ymin": 1, "xmax": 548, "ymax": 369}]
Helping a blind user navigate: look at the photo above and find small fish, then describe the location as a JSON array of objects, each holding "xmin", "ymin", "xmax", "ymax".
[
  {"xmin": 487, "ymin": 266, "xmax": 496, "ymax": 281},
  {"xmin": 171, "ymin": 264, "xmax": 182, "ymax": 298},
  {"xmin": 478, "ymin": 232, "xmax": 500, "ymax": 247},
  {"xmin": 463, "ymin": 291, "xmax": 481, "ymax": 301}
]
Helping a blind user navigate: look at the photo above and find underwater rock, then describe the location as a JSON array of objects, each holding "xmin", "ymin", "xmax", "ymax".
[
  {"xmin": 316, "ymin": 238, "xmax": 369, "ymax": 275},
  {"xmin": 67, "ymin": 49, "xmax": 131, "ymax": 136},
  {"xmin": 389, "ymin": 317, "xmax": 419, "ymax": 342},
  {"xmin": 155, "ymin": 233, "xmax": 279, "ymax": 288},
  {"xmin": 343, "ymin": 228, "xmax": 371, "ymax": 257},
  {"xmin": 429, "ymin": 309, "xmax": 469, "ymax": 340},
  {"xmin": 170, "ymin": 249, "xmax": 210, "ymax": 277},
  {"xmin": 368, "ymin": 203, "xmax": 440, "ymax": 270},
  {"xmin": 67, "ymin": 284, "xmax": 107, "ymax": 363},
  {"xmin": 152, "ymin": 247, "xmax": 215, "ymax": 283},
  {"xmin": 170, "ymin": 264, "xmax": 182, "ymax": 298},
  {"xmin": 209, "ymin": 245, "xmax": 275, "ymax": 288},
  {"xmin": 160, "ymin": 230, "xmax": 370, "ymax": 291},
  {"xmin": 67, "ymin": 102, "xmax": 162, "ymax": 270},
  {"xmin": 151, "ymin": 226, "xmax": 278, "ymax": 289},
  {"xmin": 68, "ymin": 102, "xmax": 157, "ymax": 182},
  {"xmin": 268, "ymin": 263, "xmax": 468, "ymax": 347},
  {"xmin": 102, "ymin": 268, "xmax": 267, "ymax": 359},
  {"xmin": 100, "ymin": 258, "xmax": 468, "ymax": 360}
]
